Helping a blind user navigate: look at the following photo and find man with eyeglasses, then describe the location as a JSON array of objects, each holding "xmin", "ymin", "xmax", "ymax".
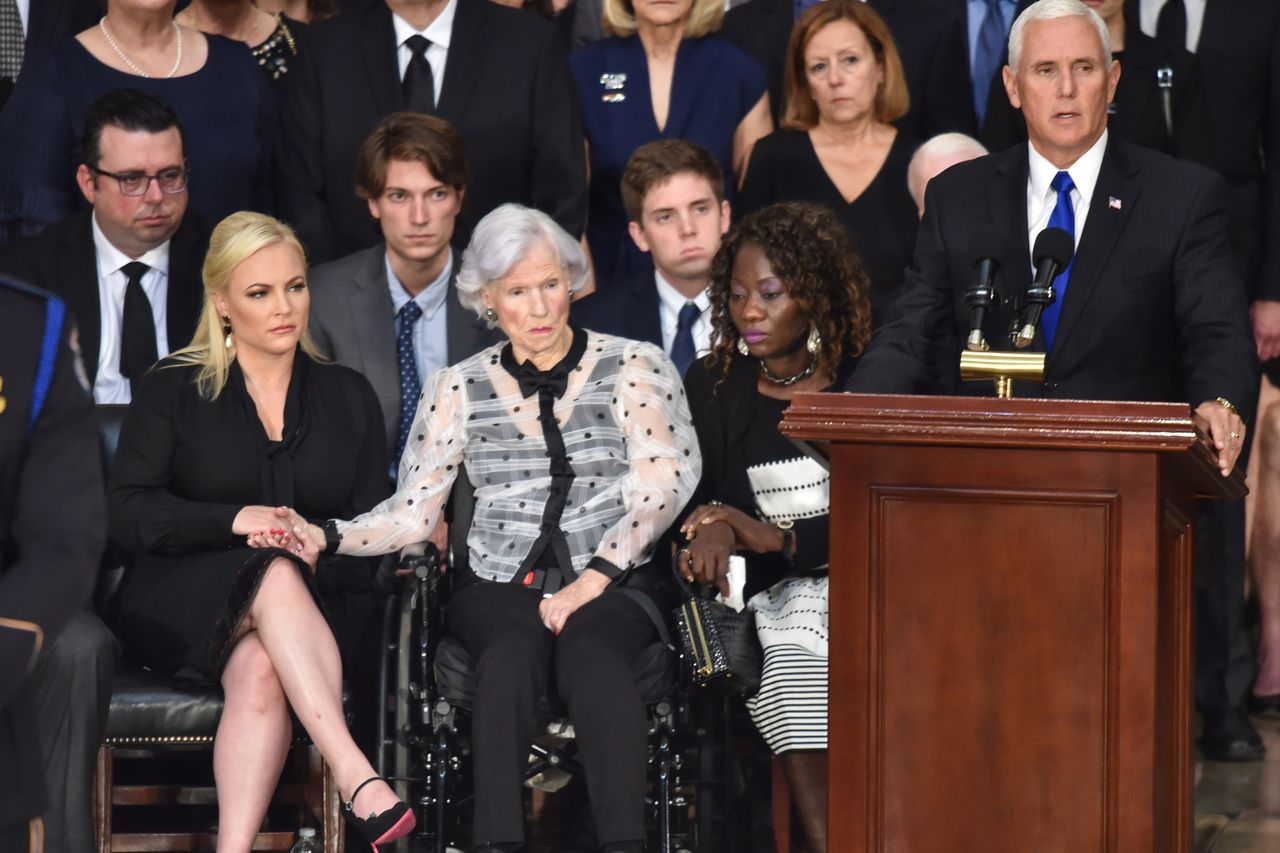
[
  {"xmin": 0, "ymin": 87, "xmax": 206, "ymax": 853},
  {"xmin": 0, "ymin": 87, "xmax": 206, "ymax": 405}
]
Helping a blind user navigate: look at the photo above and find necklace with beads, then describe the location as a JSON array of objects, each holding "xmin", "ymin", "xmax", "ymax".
[
  {"xmin": 758, "ymin": 356, "xmax": 818, "ymax": 386},
  {"xmin": 99, "ymin": 17, "xmax": 183, "ymax": 79}
]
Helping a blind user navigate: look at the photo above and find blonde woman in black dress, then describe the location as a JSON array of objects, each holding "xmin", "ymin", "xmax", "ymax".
[{"xmin": 109, "ymin": 212, "xmax": 414, "ymax": 851}]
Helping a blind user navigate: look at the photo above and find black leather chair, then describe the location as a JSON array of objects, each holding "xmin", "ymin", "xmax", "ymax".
[{"xmin": 90, "ymin": 404, "xmax": 344, "ymax": 852}]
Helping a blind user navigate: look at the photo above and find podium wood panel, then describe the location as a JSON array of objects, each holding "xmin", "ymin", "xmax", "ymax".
[{"xmin": 783, "ymin": 395, "xmax": 1238, "ymax": 853}]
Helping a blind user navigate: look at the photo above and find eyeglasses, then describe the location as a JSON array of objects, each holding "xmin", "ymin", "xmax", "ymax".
[{"xmin": 89, "ymin": 165, "xmax": 189, "ymax": 196}]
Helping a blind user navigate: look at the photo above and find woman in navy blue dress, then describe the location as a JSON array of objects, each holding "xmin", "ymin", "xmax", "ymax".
[
  {"xmin": 0, "ymin": 0, "xmax": 274, "ymax": 244},
  {"xmin": 571, "ymin": 0, "xmax": 771, "ymax": 288}
]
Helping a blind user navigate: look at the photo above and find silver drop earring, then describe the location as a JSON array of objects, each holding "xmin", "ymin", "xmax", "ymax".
[
  {"xmin": 737, "ymin": 336, "xmax": 750, "ymax": 356},
  {"xmin": 806, "ymin": 324, "xmax": 821, "ymax": 354}
]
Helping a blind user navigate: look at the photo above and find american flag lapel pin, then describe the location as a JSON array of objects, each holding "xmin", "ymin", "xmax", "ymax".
[{"xmin": 1108, "ymin": 196, "xmax": 1122, "ymax": 210}]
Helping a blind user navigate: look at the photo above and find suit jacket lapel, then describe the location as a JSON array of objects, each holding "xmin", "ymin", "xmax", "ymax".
[
  {"xmin": 445, "ymin": 262, "xmax": 491, "ymax": 361},
  {"xmin": 63, "ymin": 213, "xmax": 102, "ymax": 381},
  {"xmin": 988, "ymin": 146, "xmax": 1031, "ymax": 342},
  {"xmin": 360, "ymin": 2, "xmax": 402, "ymax": 120},
  {"xmin": 631, "ymin": 273, "xmax": 664, "ymax": 348},
  {"xmin": 350, "ymin": 246, "xmax": 401, "ymax": 412},
  {"xmin": 1049, "ymin": 137, "xmax": 1140, "ymax": 357},
  {"xmin": 437, "ymin": 0, "xmax": 484, "ymax": 119}
]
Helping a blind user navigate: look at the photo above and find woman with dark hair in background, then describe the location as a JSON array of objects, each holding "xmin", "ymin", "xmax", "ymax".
[
  {"xmin": 679, "ymin": 201, "xmax": 871, "ymax": 853},
  {"xmin": 737, "ymin": 0, "xmax": 918, "ymax": 328}
]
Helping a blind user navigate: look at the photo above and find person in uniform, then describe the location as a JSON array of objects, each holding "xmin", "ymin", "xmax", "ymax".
[{"xmin": 0, "ymin": 277, "xmax": 106, "ymax": 852}]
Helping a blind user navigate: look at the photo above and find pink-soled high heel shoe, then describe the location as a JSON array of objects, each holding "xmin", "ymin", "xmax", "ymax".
[{"xmin": 344, "ymin": 776, "xmax": 416, "ymax": 851}]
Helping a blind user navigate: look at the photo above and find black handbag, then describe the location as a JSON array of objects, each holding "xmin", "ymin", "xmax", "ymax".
[{"xmin": 672, "ymin": 569, "xmax": 762, "ymax": 698}]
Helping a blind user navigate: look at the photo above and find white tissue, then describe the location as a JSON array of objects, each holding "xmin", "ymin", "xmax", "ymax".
[{"xmin": 717, "ymin": 554, "xmax": 748, "ymax": 612}]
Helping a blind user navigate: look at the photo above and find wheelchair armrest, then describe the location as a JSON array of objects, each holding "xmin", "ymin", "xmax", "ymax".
[{"xmin": 372, "ymin": 542, "xmax": 443, "ymax": 597}]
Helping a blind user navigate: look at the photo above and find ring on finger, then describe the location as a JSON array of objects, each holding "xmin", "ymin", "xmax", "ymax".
[{"xmin": 1231, "ymin": 431, "xmax": 1241, "ymax": 439}]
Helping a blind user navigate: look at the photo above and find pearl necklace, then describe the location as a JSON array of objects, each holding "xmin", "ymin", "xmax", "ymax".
[{"xmin": 99, "ymin": 17, "xmax": 183, "ymax": 79}]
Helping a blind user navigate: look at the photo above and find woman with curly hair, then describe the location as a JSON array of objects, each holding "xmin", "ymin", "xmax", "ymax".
[{"xmin": 677, "ymin": 201, "xmax": 870, "ymax": 852}]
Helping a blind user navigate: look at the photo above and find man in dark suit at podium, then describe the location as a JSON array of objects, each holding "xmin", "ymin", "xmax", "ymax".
[{"xmin": 846, "ymin": 0, "xmax": 1258, "ymax": 757}]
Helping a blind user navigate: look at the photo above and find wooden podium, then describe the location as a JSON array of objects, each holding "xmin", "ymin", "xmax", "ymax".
[{"xmin": 780, "ymin": 394, "xmax": 1244, "ymax": 853}]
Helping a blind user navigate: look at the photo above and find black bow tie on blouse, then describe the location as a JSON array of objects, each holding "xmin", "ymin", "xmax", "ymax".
[
  {"xmin": 501, "ymin": 328, "xmax": 587, "ymax": 400},
  {"xmin": 513, "ymin": 358, "xmax": 571, "ymax": 400}
]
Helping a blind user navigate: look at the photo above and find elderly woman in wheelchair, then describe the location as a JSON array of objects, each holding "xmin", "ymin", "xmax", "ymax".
[{"xmin": 269, "ymin": 204, "xmax": 701, "ymax": 853}]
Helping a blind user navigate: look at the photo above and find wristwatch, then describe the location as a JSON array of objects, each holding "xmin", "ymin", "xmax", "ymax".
[{"xmin": 777, "ymin": 519, "xmax": 795, "ymax": 565}]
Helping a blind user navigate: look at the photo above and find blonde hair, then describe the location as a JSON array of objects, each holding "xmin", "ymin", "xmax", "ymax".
[
  {"xmin": 601, "ymin": 0, "xmax": 723, "ymax": 38},
  {"xmin": 169, "ymin": 211, "xmax": 324, "ymax": 399}
]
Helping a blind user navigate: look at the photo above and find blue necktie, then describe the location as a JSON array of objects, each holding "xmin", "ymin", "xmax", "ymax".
[
  {"xmin": 973, "ymin": 0, "xmax": 1006, "ymax": 128},
  {"xmin": 670, "ymin": 302, "xmax": 701, "ymax": 376},
  {"xmin": 1040, "ymin": 170, "xmax": 1076, "ymax": 351},
  {"xmin": 394, "ymin": 300, "xmax": 424, "ymax": 476}
]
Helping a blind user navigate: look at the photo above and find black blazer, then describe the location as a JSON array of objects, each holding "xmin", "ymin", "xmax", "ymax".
[
  {"xmin": 570, "ymin": 270, "xmax": 664, "ymax": 350},
  {"xmin": 1108, "ymin": 28, "xmax": 1214, "ymax": 166},
  {"xmin": 847, "ymin": 137, "xmax": 1257, "ymax": 418},
  {"xmin": 0, "ymin": 211, "xmax": 207, "ymax": 385},
  {"xmin": 719, "ymin": 0, "xmax": 973, "ymax": 138},
  {"xmin": 276, "ymin": 0, "xmax": 587, "ymax": 263},
  {"xmin": 1150, "ymin": 0, "xmax": 1280, "ymax": 301}
]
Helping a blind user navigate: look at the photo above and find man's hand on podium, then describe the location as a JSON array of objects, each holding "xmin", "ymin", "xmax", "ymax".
[{"xmin": 1193, "ymin": 399, "xmax": 1246, "ymax": 476}]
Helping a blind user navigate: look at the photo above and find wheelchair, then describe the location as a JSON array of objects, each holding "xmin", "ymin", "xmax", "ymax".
[{"xmin": 371, "ymin": 475, "xmax": 730, "ymax": 853}]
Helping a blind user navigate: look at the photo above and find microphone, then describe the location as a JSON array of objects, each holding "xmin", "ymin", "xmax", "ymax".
[
  {"xmin": 965, "ymin": 227, "xmax": 1005, "ymax": 352},
  {"xmin": 1014, "ymin": 227, "xmax": 1074, "ymax": 348}
]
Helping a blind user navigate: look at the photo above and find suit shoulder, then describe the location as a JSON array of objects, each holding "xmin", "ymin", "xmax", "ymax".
[
  {"xmin": 310, "ymin": 246, "xmax": 378, "ymax": 292},
  {"xmin": 1121, "ymin": 141, "xmax": 1220, "ymax": 192},
  {"xmin": 0, "ymin": 276, "xmax": 62, "ymax": 322},
  {"xmin": 308, "ymin": 356, "xmax": 379, "ymax": 399}
]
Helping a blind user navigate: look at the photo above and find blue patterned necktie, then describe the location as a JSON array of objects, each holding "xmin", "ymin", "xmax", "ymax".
[
  {"xmin": 670, "ymin": 302, "xmax": 701, "ymax": 376},
  {"xmin": 1040, "ymin": 170, "xmax": 1076, "ymax": 351},
  {"xmin": 972, "ymin": 0, "xmax": 1006, "ymax": 129},
  {"xmin": 393, "ymin": 300, "xmax": 423, "ymax": 475}
]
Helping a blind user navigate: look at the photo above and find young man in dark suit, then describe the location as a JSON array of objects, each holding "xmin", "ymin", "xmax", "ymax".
[
  {"xmin": 0, "ymin": 89, "xmax": 207, "ymax": 405},
  {"xmin": 1128, "ymin": 0, "xmax": 1280, "ymax": 756},
  {"xmin": 277, "ymin": 0, "xmax": 586, "ymax": 263},
  {"xmin": 307, "ymin": 112, "xmax": 498, "ymax": 468},
  {"xmin": 847, "ymin": 0, "xmax": 1258, "ymax": 759},
  {"xmin": 572, "ymin": 139, "xmax": 729, "ymax": 377}
]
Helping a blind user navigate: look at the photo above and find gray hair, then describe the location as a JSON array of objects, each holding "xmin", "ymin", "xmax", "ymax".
[
  {"xmin": 455, "ymin": 204, "xmax": 591, "ymax": 325},
  {"xmin": 1008, "ymin": 0, "xmax": 1112, "ymax": 72},
  {"xmin": 907, "ymin": 133, "xmax": 989, "ymax": 210}
]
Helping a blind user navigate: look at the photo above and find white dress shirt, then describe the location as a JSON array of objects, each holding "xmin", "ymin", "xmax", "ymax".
[
  {"xmin": 1025, "ymin": 130, "xmax": 1108, "ymax": 270},
  {"xmin": 393, "ymin": 1, "xmax": 455, "ymax": 106},
  {"xmin": 387, "ymin": 249, "xmax": 452, "ymax": 381},
  {"xmin": 14, "ymin": 0, "xmax": 29, "ymax": 36},
  {"xmin": 92, "ymin": 214, "xmax": 171, "ymax": 404},
  {"xmin": 1138, "ymin": 0, "xmax": 1208, "ymax": 53},
  {"xmin": 653, "ymin": 270, "xmax": 712, "ymax": 359}
]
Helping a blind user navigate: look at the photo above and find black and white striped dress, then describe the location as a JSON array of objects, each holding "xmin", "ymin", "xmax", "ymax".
[{"xmin": 741, "ymin": 396, "xmax": 830, "ymax": 754}]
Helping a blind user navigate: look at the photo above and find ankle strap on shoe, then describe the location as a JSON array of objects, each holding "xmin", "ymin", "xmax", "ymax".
[{"xmin": 345, "ymin": 775, "xmax": 387, "ymax": 811}]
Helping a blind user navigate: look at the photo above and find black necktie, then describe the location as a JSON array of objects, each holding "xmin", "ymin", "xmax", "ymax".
[
  {"xmin": 1156, "ymin": 0, "xmax": 1187, "ymax": 53},
  {"xmin": 403, "ymin": 34, "xmax": 435, "ymax": 114},
  {"xmin": 119, "ymin": 261, "xmax": 158, "ymax": 394}
]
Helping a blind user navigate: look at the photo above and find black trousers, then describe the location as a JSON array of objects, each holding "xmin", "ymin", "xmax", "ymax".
[
  {"xmin": 1195, "ymin": 496, "xmax": 1254, "ymax": 713},
  {"xmin": 27, "ymin": 611, "xmax": 118, "ymax": 853},
  {"xmin": 445, "ymin": 581, "xmax": 657, "ymax": 846}
]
